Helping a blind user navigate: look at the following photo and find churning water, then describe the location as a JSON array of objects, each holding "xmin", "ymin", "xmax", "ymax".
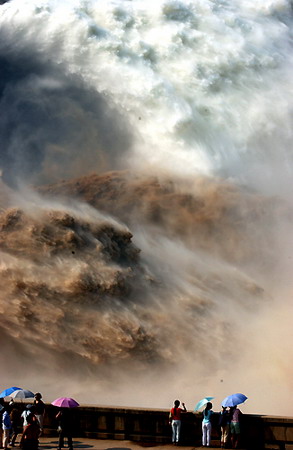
[{"xmin": 0, "ymin": 0, "xmax": 292, "ymax": 415}]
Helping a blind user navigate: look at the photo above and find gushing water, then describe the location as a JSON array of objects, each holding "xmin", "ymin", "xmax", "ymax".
[{"xmin": 0, "ymin": 0, "xmax": 292, "ymax": 416}]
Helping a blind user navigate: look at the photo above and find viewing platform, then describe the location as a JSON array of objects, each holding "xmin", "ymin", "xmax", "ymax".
[
  {"xmin": 34, "ymin": 436, "xmax": 242, "ymax": 449},
  {"xmin": 35, "ymin": 404, "xmax": 293, "ymax": 450}
]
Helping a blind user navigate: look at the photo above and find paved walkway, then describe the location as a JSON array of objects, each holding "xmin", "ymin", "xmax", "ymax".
[
  {"xmin": 7, "ymin": 436, "xmax": 251, "ymax": 450},
  {"xmin": 34, "ymin": 436, "xmax": 234, "ymax": 450}
]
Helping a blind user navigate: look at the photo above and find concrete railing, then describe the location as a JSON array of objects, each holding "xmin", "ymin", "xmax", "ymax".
[{"xmin": 17, "ymin": 404, "xmax": 293, "ymax": 449}]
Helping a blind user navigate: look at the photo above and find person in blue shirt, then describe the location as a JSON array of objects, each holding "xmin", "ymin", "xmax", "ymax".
[
  {"xmin": 2, "ymin": 405, "xmax": 12, "ymax": 450},
  {"xmin": 0, "ymin": 399, "xmax": 4, "ymax": 448},
  {"xmin": 202, "ymin": 402, "xmax": 213, "ymax": 447}
]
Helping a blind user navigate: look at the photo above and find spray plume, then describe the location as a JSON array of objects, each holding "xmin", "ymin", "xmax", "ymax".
[{"xmin": 0, "ymin": 0, "xmax": 292, "ymax": 416}]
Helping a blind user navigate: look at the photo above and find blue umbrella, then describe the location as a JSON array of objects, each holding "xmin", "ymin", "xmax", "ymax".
[
  {"xmin": 194, "ymin": 397, "xmax": 214, "ymax": 411},
  {"xmin": 222, "ymin": 393, "xmax": 247, "ymax": 407},
  {"xmin": 0, "ymin": 387, "xmax": 22, "ymax": 398}
]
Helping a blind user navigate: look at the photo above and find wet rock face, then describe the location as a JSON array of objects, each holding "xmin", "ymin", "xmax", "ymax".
[
  {"xmin": 38, "ymin": 170, "xmax": 275, "ymax": 265},
  {"xmin": 0, "ymin": 208, "xmax": 139, "ymax": 266},
  {"xmin": 0, "ymin": 203, "xmax": 155, "ymax": 367},
  {"xmin": 0, "ymin": 170, "xmax": 280, "ymax": 401}
]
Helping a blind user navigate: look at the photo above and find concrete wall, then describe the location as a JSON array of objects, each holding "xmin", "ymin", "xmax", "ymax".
[{"xmin": 19, "ymin": 404, "xmax": 293, "ymax": 450}]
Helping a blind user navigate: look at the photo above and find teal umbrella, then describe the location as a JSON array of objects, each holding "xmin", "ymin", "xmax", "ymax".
[{"xmin": 194, "ymin": 397, "xmax": 214, "ymax": 411}]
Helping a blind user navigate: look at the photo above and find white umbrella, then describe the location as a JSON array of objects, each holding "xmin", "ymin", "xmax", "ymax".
[{"xmin": 10, "ymin": 389, "xmax": 35, "ymax": 399}]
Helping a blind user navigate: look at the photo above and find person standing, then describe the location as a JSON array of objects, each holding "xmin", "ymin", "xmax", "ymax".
[
  {"xmin": 202, "ymin": 402, "xmax": 213, "ymax": 447},
  {"xmin": 230, "ymin": 405, "xmax": 242, "ymax": 449},
  {"xmin": 2, "ymin": 405, "xmax": 12, "ymax": 450},
  {"xmin": 33, "ymin": 392, "xmax": 45, "ymax": 435},
  {"xmin": 218, "ymin": 406, "xmax": 231, "ymax": 449},
  {"xmin": 0, "ymin": 399, "xmax": 4, "ymax": 448},
  {"xmin": 169, "ymin": 400, "xmax": 187, "ymax": 445},
  {"xmin": 56, "ymin": 408, "xmax": 74, "ymax": 450},
  {"xmin": 9, "ymin": 401, "xmax": 22, "ymax": 447},
  {"xmin": 20, "ymin": 412, "xmax": 40, "ymax": 450},
  {"xmin": 21, "ymin": 405, "xmax": 34, "ymax": 431}
]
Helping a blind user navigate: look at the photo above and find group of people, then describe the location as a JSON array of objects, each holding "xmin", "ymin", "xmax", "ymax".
[
  {"xmin": 203, "ymin": 402, "xmax": 242, "ymax": 449},
  {"xmin": 169, "ymin": 400, "xmax": 242, "ymax": 449},
  {"xmin": 1, "ymin": 393, "xmax": 74, "ymax": 450},
  {"xmin": 0, "ymin": 392, "xmax": 45, "ymax": 450},
  {"xmin": 2, "ymin": 394, "xmax": 243, "ymax": 449}
]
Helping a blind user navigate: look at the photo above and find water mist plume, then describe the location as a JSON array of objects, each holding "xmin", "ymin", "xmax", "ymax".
[
  {"xmin": 0, "ymin": 49, "xmax": 133, "ymax": 187},
  {"xmin": 0, "ymin": 0, "xmax": 293, "ymax": 417},
  {"xmin": 1, "ymin": 172, "xmax": 293, "ymax": 416}
]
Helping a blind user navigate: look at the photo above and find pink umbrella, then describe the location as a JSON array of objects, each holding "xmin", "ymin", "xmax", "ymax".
[{"xmin": 51, "ymin": 397, "xmax": 79, "ymax": 408}]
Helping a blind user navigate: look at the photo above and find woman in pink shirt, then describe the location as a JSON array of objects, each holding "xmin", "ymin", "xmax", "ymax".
[{"xmin": 169, "ymin": 400, "xmax": 187, "ymax": 444}]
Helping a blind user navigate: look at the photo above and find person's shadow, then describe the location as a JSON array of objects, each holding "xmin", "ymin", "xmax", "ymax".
[
  {"xmin": 40, "ymin": 440, "xmax": 95, "ymax": 449},
  {"xmin": 105, "ymin": 448, "xmax": 132, "ymax": 450}
]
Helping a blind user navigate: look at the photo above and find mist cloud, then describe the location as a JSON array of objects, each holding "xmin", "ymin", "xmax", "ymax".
[
  {"xmin": 1, "ymin": 172, "xmax": 292, "ymax": 416},
  {"xmin": 0, "ymin": 0, "xmax": 293, "ymax": 418},
  {"xmin": 0, "ymin": 49, "xmax": 133, "ymax": 187}
]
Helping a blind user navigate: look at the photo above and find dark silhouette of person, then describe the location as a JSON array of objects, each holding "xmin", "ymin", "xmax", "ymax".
[
  {"xmin": 56, "ymin": 408, "xmax": 73, "ymax": 450},
  {"xmin": 230, "ymin": 405, "xmax": 242, "ymax": 449},
  {"xmin": 33, "ymin": 392, "xmax": 45, "ymax": 436},
  {"xmin": 20, "ymin": 412, "xmax": 40, "ymax": 450},
  {"xmin": 218, "ymin": 406, "xmax": 231, "ymax": 449},
  {"xmin": 9, "ymin": 401, "xmax": 22, "ymax": 447}
]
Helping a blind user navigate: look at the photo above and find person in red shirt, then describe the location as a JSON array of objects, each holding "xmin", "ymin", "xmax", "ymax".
[
  {"xmin": 169, "ymin": 400, "xmax": 187, "ymax": 444},
  {"xmin": 20, "ymin": 413, "xmax": 40, "ymax": 450}
]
